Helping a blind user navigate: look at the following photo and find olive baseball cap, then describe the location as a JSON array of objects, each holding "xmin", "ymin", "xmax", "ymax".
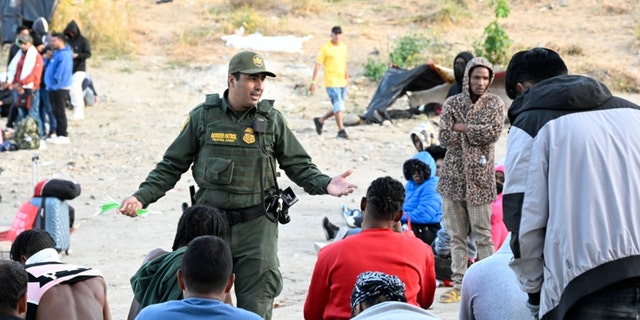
[{"xmin": 228, "ymin": 51, "xmax": 276, "ymax": 78}]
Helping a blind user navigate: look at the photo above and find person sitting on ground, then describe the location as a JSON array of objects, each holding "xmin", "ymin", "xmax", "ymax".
[
  {"xmin": 491, "ymin": 164, "xmax": 508, "ymax": 251},
  {"xmin": 460, "ymin": 234, "xmax": 533, "ymax": 320},
  {"xmin": 322, "ymin": 153, "xmax": 442, "ymax": 243},
  {"xmin": 10, "ymin": 229, "xmax": 110, "ymax": 320},
  {"xmin": 401, "ymin": 152, "xmax": 442, "ymax": 245},
  {"xmin": 128, "ymin": 205, "xmax": 228, "ymax": 320},
  {"xmin": 424, "ymin": 145, "xmax": 446, "ymax": 177},
  {"xmin": 134, "ymin": 235, "xmax": 261, "ymax": 320},
  {"xmin": 304, "ymin": 176, "xmax": 436, "ymax": 320},
  {"xmin": 351, "ymin": 271, "xmax": 441, "ymax": 320},
  {"xmin": 0, "ymin": 260, "xmax": 29, "ymax": 320},
  {"xmin": 82, "ymin": 73, "xmax": 98, "ymax": 107},
  {"xmin": 410, "ymin": 121, "xmax": 440, "ymax": 152}
]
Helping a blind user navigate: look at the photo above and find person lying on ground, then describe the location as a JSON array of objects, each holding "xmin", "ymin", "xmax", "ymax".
[
  {"xmin": 128, "ymin": 205, "xmax": 229, "ymax": 320},
  {"xmin": 134, "ymin": 236, "xmax": 261, "ymax": 320},
  {"xmin": 10, "ymin": 229, "xmax": 110, "ymax": 320}
]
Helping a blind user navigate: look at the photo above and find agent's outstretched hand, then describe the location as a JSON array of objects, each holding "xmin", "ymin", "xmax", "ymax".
[{"xmin": 327, "ymin": 169, "xmax": 358, "ymax": 197}]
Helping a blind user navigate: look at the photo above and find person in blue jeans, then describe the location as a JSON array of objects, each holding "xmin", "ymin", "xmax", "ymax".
[
  {"xmin": 6, "ymin": 33, "xmax": 45, "ymax": 138},
  {"xmin": 135, "ymin": 236, "xmax": 261, "ymax": 320}
]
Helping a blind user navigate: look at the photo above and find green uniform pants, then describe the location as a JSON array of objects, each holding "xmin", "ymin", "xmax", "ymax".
[{"xmin": 228, "ymin": 214, "xmax": 283, "ymax": 319}]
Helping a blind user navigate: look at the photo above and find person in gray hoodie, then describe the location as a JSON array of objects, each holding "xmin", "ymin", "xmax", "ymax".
[{"xmin": 504, "ymin": 48, "xmax": 640, "ymax": 319}]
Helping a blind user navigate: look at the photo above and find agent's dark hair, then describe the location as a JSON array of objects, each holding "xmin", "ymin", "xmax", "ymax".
[
  {"xmin": 181, "ymin": 235, "xmax": 232, "ymax": 294},
  {"xmin": 0, "ymin": 260, "xmax": 28, "ymax": 314},
  {"xmin": 10, "ymin": 230, "xmax": 56, "ymax": 262},
  {"xmin": 505, "ymin": 48, "xmax": 568, "ymax": 99},
  {"xmin": 365, "ymin": 176, "xmax": 405, "ymax": 221},
  {"xmin": 403, "ymin": 159, "xmax": 430, "ymax": 182},
  {"xmin": 424, "ymin": 145, "xmax": 447, "ymax": 161},
  {"xmin": 172, "ymin": 205, "xmax": 228, "ymax": 251}
]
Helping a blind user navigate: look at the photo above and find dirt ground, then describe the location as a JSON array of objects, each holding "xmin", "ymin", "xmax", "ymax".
[{"xmin": 1, "ymin": 0, "xmax": 639, "ymax": 319}]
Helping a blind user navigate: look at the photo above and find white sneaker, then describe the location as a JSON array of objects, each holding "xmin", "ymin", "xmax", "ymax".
[
  {"xmin": 50, "ymin": 136, "xmax": 70, "ymax": 145},
  {"xmin": 45, "ymin": 133, "xmax": 58, "ymax": 142},
  {"xmin": 38, "ymin": 140, "xmax": 47, "ymax": 150},
  {"xmin": 71, "ymin": 114, "xmax": 85, "ymax": 121}
]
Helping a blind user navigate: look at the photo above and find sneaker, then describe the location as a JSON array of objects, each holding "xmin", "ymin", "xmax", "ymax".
[
  {"xmin": 322, "ymin": 216, "xmax": 339, "ymax": 241},
  {"xmin": 438, "ymin": 288, "xmax": 461, "ymax": 303},
  {"xmin": 45, "ymin": 133, "xmax": 58, "ymax": 143},
  {"xmin": 341, "ymin": 204, "xmax": 362, "ymax": 228},
  {"xmin": 313, "ymin": 117, "xmax": 323, "ymax": 135},
  {"xmin": 49, "ymin": 136, "xmax": 70, "ymax": 145},
  {"xmin": 71, "ymin": 114, "xmax": 85, "ymax": 121},
  {"xmin": 38, "ymin": 140, "xmax": 47, "ymax": 150},
  {"xmin": 337, "ymin": 129, "xmax": 348, "ymax": 139}
]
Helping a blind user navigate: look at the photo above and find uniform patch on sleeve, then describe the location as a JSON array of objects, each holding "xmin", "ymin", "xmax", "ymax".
[{"xmin": 180, "ymin": 115, "xmax": 190, "ymax": 132}]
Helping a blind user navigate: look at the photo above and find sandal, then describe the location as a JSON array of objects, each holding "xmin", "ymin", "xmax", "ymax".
[{"xmin": 438, "ymin": 288, "xmax": 461, "ymax": 303}]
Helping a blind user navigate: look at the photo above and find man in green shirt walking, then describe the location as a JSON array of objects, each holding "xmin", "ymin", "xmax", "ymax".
[{"xmin": 118, "ymin": 51, "xmax": 357, "ymax": 319}]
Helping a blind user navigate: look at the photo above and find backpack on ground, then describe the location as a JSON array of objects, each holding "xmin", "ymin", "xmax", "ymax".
[{"xmin": 15, "ymin": 116, "xmax": 40, "ymax": 150}]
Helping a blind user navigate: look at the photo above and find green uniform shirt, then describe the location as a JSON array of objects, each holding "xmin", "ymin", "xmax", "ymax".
[{"xmin": 133, "ymin": 91, "xmax": 331, "ymax": 210}]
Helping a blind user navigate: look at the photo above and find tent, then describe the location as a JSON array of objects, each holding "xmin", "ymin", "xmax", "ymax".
[
  {"xmin": 362, "ymin": 63, "xmax": 509, "ymax": 124},
  {"xmin": 362, "ymin": 63, "xmax": 453, "ymax": 123},
  {"xmin": 1, "ymin": 0, "xmax": 59, "ymax": 43}
]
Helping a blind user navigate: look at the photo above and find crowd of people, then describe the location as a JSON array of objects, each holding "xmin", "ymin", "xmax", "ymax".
[
  {"xmin": 0, "ymin": 18, "xmax": 95, "ymax": 150},
  {"xmin": 2, "ymin": 43, "xmax": 640, "ymax": 320}
]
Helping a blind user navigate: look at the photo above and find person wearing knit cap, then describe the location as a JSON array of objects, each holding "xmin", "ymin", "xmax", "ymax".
[{"xmin": 351, "ymin": 271, "xmax": 441, "ymax": 319}]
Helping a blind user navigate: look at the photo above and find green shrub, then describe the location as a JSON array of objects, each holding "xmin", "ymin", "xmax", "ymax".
[
  {"xmin": 390, "ymin": 35, "xmax": 429, "ymax": 69},
  {"xmin": 364, "ymin": 57, "xmax": 387, "ymax": 81},
  {"xmin": 473, "ymin": 0, "xmax": 512, "ymax": 65},
  {"xmin": 52, "ymin": 0, "xmax": 134, "ymax": 58},
  {"xmin": 228, "ymin": 6, "xmax": 262, "ymax": 34}
]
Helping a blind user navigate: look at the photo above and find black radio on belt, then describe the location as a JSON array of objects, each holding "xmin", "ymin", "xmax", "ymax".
[{"xmin": 266, "ymin": 187, "xmax": 298, "ymax": 224}]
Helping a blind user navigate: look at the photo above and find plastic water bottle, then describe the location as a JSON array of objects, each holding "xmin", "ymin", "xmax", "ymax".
[{"xmin": 479, "ymin": 155, "xmax": 487, "ymax": 165}]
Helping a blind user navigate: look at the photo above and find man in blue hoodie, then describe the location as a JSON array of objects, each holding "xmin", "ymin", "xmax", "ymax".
[
  {"xmin": 401, "ymin": 152, "xmax": 442, "ymax": 245},
  {"xmin": 44, "ymin": 33, "xmax": 73, "ymax": 144}
]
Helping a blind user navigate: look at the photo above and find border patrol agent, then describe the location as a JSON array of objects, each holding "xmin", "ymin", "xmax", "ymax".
[{"xmin": 118, "ymin": 51, "xmax": 358, "ymax": 319}]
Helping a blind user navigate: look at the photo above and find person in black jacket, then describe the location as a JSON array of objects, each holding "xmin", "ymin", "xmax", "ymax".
[
  {"xmin": 63, "ymin": 20, "xmax": 91, "ymax": 121},
  {"xmin": 446, "ymin": 51, "xmax": 474, "ymax": 98}
]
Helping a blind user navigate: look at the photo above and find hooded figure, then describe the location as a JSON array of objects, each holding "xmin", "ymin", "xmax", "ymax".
[
  {"xmin": 437, "ymin": 57, "xmax": 504, "ymax": 205},
  {"xmin": 32, "ymin": 17, "xmax": 52, "ymax": 51},
  {"xmin": 491, "ymin": 164, "xmax": 508, "ymax": 251},
  {"xmin": 446, "ymin": 51, "xmax": 474, "ymax": 98},
  {"xmin": 402, "ymin": 152, "xmax": 442, "ymax": 225},
  {"xmin": 436, "ymin": 57, "xmax": 505, "ymax": 301},
  {"xmin": 63, "ymin": 20, "xmax": 91, "ymax": 73}
]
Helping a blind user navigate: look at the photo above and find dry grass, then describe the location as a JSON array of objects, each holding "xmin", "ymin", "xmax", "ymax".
[{"xmin": 51, "ymin": 0, "xmax": 135, "ymax": 58}]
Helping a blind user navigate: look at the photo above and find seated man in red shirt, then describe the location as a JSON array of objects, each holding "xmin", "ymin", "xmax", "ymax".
[{"xmin": 304, "ymin": 176, "xmax": 436, "ymax": 320}]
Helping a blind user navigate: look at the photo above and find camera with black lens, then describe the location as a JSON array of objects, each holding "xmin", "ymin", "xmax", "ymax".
[{"xmin": 266, "ymin": 187, "xmax": 298, "ymax": 224}]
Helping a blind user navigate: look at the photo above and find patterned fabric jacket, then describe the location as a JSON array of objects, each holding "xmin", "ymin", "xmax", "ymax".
[{"xmin": 437, "ymin": 57, "xmax": 504, "ymax": 205}]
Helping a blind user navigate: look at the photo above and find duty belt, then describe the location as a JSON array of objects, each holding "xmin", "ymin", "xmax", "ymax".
[{"xmin": 225, "ymin": 204, "xmax": 266, "ymax": 226}]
